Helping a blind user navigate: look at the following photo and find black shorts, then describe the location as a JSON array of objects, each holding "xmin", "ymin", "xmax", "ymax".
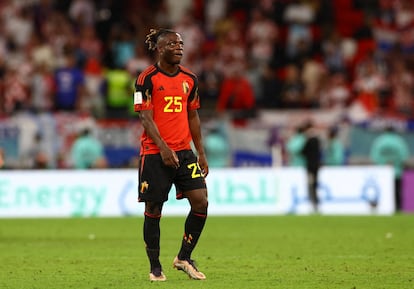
[{"xmin": 138, "ymin": 150, "xmax": 207, "ymax": 203}]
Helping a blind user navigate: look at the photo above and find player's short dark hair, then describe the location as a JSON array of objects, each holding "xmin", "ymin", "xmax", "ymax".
[{"xmin": 145, "ymin": 28, "xmax": 176, "ymax": 51}]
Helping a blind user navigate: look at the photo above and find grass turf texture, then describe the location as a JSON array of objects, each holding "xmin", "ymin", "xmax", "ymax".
[{"xmin": 1, "ymin": 215, "xmax": 413, "ymax": 289}]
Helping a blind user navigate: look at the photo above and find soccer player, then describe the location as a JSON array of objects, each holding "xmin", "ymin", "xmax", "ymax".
[{"xmin": 133, "ymin": 28, "xmax": 209, "ymax": 281}]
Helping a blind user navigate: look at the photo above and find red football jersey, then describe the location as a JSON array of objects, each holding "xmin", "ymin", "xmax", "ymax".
[{"xmin": 134, "ymin": 64, "xmax": 200, "ymax": 155}]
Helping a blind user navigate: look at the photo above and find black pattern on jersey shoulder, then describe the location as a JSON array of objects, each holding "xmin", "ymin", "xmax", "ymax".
[{"xmin": 136, "ymin": 65, "xmax": 157, "ymax": 86}]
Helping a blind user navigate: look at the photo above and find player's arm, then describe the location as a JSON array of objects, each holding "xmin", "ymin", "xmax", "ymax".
[
  {"xmin": 188, "ymin": 109, "xmax": 209, "ymax": 177},
  {"xmin": 134, "ymin": 71, "xmax": 179, "ymax": 168},
  {"xmin": 139, "ymin": 110, "xmax": 179, "ymax": 168}
]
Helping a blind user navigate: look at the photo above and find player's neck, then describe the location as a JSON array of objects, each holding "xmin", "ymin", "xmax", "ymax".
[{"xmin": 157, "ymin": 61, "xmax": 179, "ymax": 75}]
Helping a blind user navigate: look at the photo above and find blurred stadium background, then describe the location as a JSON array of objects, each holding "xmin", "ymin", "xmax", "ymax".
[{"xmin": 1, "ymin": 0, "xmax": 414, "ymax": 216}]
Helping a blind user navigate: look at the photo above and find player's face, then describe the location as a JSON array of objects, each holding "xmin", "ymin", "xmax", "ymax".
[{"xmin": 159, "ymin": 33, "xmax": 184, "ymax": 65}]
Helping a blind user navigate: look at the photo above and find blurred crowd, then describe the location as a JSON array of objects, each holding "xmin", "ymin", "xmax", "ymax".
[
  {"xmin": 0, "ymin": 0, "xmax": 414, "ymax": 119},
  {"xmin": 0, "ymin": 0, "xmax": 414, "ymax": 169}
]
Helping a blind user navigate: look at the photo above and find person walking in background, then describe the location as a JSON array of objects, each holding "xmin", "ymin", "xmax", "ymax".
[
  {"xmin": 369, "ymin": 126, "xmax": 410, "ymax": 211},
  {"xmin": 134, "ymin": 28, "xmax": 209, "ymax": 282},
  {"xmin": 302, "ymin": 121, "xmax": 322, "ymax": 213},
  {"xmin": 323, "ymin": 126, "xmax": 346, "ymax": 166}
]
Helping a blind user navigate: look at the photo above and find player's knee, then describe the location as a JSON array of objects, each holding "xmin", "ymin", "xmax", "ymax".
[
  {"xmin": 145, "ymin": 202, "xmax": 163, "ymax": 216},
  {"xmin": 200, "ymin": 198, "xmax": 209, "ymax": 211},
  {"xmin": 193, "ymin": 197, "xmax": 208, "ymax": 213}
]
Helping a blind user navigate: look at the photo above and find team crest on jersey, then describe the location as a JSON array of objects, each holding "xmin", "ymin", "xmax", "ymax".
[{"xmin": 182, "ymin": 81, "xmax": 189, "ymax": 94}]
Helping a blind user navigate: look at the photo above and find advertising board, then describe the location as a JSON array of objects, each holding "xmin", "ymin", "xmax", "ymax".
[{"xmin": 0, "ymin": 166, "xmax": 394, "ymax": 218}]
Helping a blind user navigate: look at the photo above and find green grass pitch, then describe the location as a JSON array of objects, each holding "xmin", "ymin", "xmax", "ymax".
[{"xmin": 1, "ymin": 215, "xmax": 413, "ymax": 289}]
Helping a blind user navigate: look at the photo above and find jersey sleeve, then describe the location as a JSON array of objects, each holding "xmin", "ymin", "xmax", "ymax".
[
  {"xmin": 134, "ymin": 69, "xmax": 154, "ymax": 112},
  {"xmin": 188, "ymin": 75, "xmax": 200, "ymax": 111}
]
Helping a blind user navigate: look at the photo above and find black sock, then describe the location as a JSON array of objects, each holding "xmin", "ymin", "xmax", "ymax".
[
  {"xmin": 178, "ymin": 210, "xmax": 207, "ymax": 260},
  {"xmin": 143, "ymin": 214, "xmax": 161, "ymax": 270}
]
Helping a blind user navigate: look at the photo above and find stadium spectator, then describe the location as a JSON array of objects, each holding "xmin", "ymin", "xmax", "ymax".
[
  {"xmin": 94, "ymin": 0, "xmax": 125, "ymax": 45},
  {"xmin": 4, "ymin": 5, "xmax": 33, "ymax": 50},
  {"xmin": 83, "ymin": 57, "xmax": 105, "ymax": 118},
  {"xmin": 30, "ymin": 61, "xmax": 55, "ymax": 113},
  {"xmin": 372, "ymin": 0, "xmax": 399, "ymax": 54},
  {"xmin": 103, "ymin": 65, "xmax": 133, "ymax": 119},
  {"xmin": 387, "ymin": 55, "xmax": 414, "ymax": 118},
  {"xmin": 394, "ymin": 0, "xmax": 414, "ymax": 59},
  {"xmin": 2, "ymin": 60, "xmax": 30, "ymax": 114},
  {"xmin": 318, "ymin": 70, "xmax": 352, "ymax": 109},
  {"xmin": 301, "ymin": 56, "xmax": 326, "ymax": 108},
  {"xmin": 53, "ymin": 47, "xmax": 88, "ymax": 112},
  {"xmin": 31, "ymin": 0, "xmax": 55, "ymax": 38},
  {"xmin": 246, "ymin": 7, "xmax": 279, "ymax": 69},
  {"xmin": 152, "ymin": 0, "xmax": 172, "ymax": 28},
  {"xmin": 23, "ymin": 132, "xmax": 50, "ymax": 169},
  {"xmin": 108, "ymin": 23, "xmax": 136, "ymax": 70},
  {"xmin": 70, "ymin": 124, "xmax": 107, "ymax": 169},
  {"xmin": 173, "ymin": 12, "xmax": 205, "ymax": 70},
  {"xmin": 125, "ymin": 44, "xmax": 152, "ymax": 77},
  {"xmin": 283, "ymin": 0, "xmax": 316, "ymax": 64},
  {"xmin": 77, "ymin": 25, "xmax": 104, "ymax": 66},
  {"xmin": 216, "ymin": 25, "xmax": 247, "ymax": 77},
  {"xmin": 29, "ymin": 33, "xmax": 55, "ymax": 74},
  {"xmin": 45, "ymin": 12, "xmax": 79, "ymax": 67},
  {"xmin": 369, "ymin": 126, "xmax": 410, "ymax": 211},
  {"xmin": 353, "ymin": 13, "xmax": 375, "ymax": 40},
  {"xmin": 352, "ymin": 55, "xmax": 388, "ymax": 116},
  {"xmin": 285, "ymin": 124, "xmax": 306, "ymax": 167},
  {"xmin": 321, "ymin": 29, "xmax": 356, "ymax": 74},
  {"xmin": 68, "ymin": 0, "xmax": 95, "ymax": 28},
  {"xmin": 198, "ymin": 52, "xmax": 223, "ymax": 112},
  {"xmin": 204, "ymin": 122, "xmax": 231, "ymax": 167},
  {"xmin": 204, "ymin": 0, "xmax": 227, "ymax": 35},
  {"xmin": 323, "ymin": 126, "xmax": 346, "ymax": 166},
  {"xmin": 258, "ymin": 63, "xmax": 283, "ymax": 108},
  {"xmin": 216, "ymin": 60, "xmax": 256, "ymax": 126},
  {"xmin": 280, "ymin": 64, "xmax": 305, "ymax": 108}
]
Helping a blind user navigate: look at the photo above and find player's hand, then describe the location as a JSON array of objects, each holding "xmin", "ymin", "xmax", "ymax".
[
  {"xmin": 198, "ymin": 153, "xmax": 209, "ymax": 177},
  {"xmin": 160, "ymin": 147, "xmax": 179, "ymax": 169}
]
